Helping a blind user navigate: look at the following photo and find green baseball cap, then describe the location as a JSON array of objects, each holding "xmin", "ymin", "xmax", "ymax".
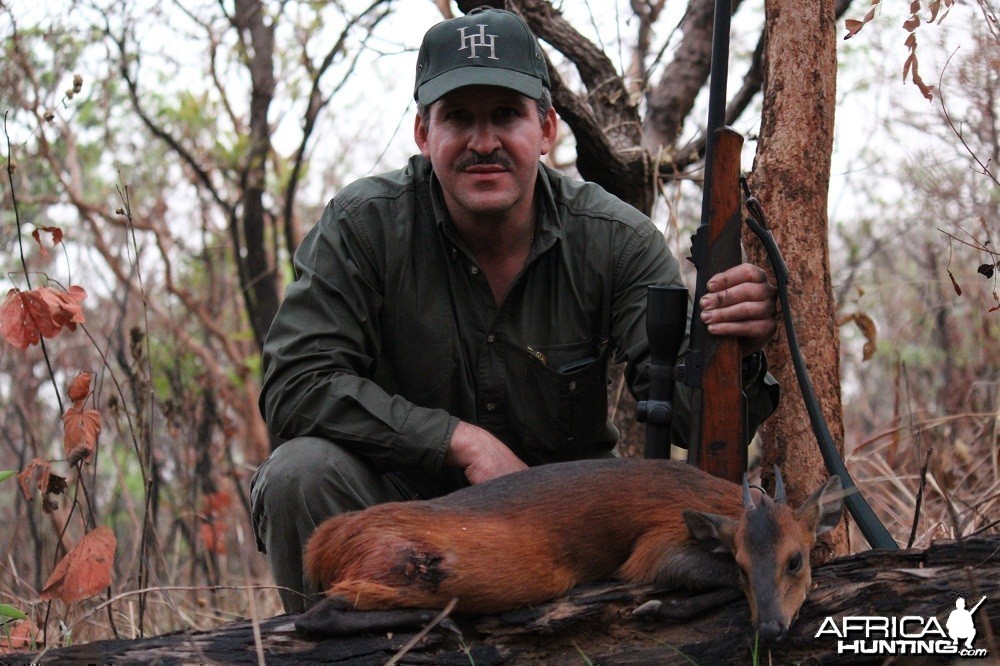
[{"xmin": 414, "ymin": 7, "xmax": 550, "ymax": 105}]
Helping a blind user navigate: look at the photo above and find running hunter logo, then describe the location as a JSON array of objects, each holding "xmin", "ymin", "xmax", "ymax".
[{"xmin": 815, "ymin": 596, "xmax": 989, "ymax": 657}]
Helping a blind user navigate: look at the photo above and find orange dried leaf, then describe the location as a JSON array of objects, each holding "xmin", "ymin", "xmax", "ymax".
[
  {"xmin": 40, "ymin": 526, "xmax": 116, "ymax": 603},
  {"xmin": 200, "ymin": 520, "xmax": 228, "ymax": 555},
  {"xmin": 0, "ymin": 621, "xmax": 36, "ymax": 654},
  {"xmin": 30, "ymin": 225, "xmax": 63, "ymax": 257},
  {"xmin": 16, "ymin": 458, "xmax": 64, "ymax": 501},
  {"xmin": 948, "ymin": 270, "xmax": 962, "ymax": 295},
  {"xmin": 902, "ymin": 52, "xmax": 915, "ymax": 80},
  {"xmin": 844, "ymin": 19, "xmax": 865, "ymax": 37},
  {"xmin": 903, "ymin": 15, "xmax": 920, "ymax": 31},
  {"xmin": 844, "ymin": 2, "xmax": 880, "ymax": 39},
  {"xmin": 67, "ymin": 372, "xmax": 93, "ymax": 407},
  {"xmin": 17, "ymin": 458, "xmax": 50, "ymax": 502},
  {"xmin": 0, "ymin": 289, "xmax": 58, "ymax": 349},
  {"xmin": 0, "ymin": 286, "xmax": 87, "ymax": 349},
  {"xmin": 203, "ymin": 490, "xmax": 233, "ymax": 517},
  {"xmin": 62, "ymin": 407, "xmax": 101, "ymax": 463},
  {"xmin": 853, "ymin": 313, "xmax": 878, "ymax": 361},
  {"xmin": 38, "ymin": 286, "xmax": 86, "ymax": 331}
]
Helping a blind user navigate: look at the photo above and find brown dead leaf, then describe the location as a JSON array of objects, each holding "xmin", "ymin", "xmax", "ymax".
[
  {"xmin": 62, "ymin": 407, "xmax": 101, "ymax": 464},
  {"xmin": 31, "ymin": 225, "xmax": 63, "ymax": 257},
  {"xmin": 67, "ymin": 372, "xmax": 93, "ymax": 407},
  {"xmin": 0, "ymin": 621, "xmax": 36, "ymax": 654},
  {"xmin": 838, "ymin": 313, "xmax": 878, "ymax": 361},
  {"xmin": 843, "ymin": 1, "xmax": 880, "ymax": 39},
  {"xmin": 0, "ymin": 286, "xmax": 87, "ymax": 349},
  {"xmin": 40, "ymin": 526, "xmax": 116, "ymax": 603},
  {"xmin": 203, "ymin": 489, "xmax": 233, "ymax": 517},
  {"xmin": 200, "ymin": 520, "xmax": 228, "ymax": 555},
  {"xmin": 38, "ymin": 286, "xmax": 86, "ymax": 332},
  {"xmin": 0, "ymin": 289, "xmax": 58, "ymax": 349},
  {"xmin": 16, "ymin": 458, "xmax": 67, "ymax": 502},
  {"xmin": 948, "ymin": 269, "xmax": 962, "ymax": 295}
]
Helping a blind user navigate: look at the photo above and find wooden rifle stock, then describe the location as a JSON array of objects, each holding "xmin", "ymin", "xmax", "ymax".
[{"xmin": 686, "ymin": 127, "xmax": 747, "ymax": 483}]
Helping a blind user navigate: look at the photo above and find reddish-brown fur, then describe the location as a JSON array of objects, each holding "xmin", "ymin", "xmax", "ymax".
[{"xmin": 304, "ymin": 458, "xmax": 839, "ymax": 633}]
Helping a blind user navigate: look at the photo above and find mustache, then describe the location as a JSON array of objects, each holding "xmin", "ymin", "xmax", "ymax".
[{"xmin": 457, "ymin": 151, "xmax": 512, "ymax": 171}]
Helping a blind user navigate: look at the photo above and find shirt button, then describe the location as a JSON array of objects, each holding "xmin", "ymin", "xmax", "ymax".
[
  {"xmin": 486, "ymin": 333, "xmax": 496, "ymax": 343},
  {"xmin": 470, "ymin": 266, "xmax": 480, "ymax": 275},
  {"xmin": 486, "ymin": 403, "xmax": 497, "ymax": 412}
]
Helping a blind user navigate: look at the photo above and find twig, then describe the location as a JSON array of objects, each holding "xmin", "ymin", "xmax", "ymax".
[
  {"xmin": 938, "ymin": 48, "xmax": 1000, "ymax": 189},
  {"xmin": 236, "ymin": 525, "xmax": 266, "ymax": 666},
  {"xmin": 907, "ymin": 449, "xmax": 932, "ymax": 549},
  {"xmin": 385, "ymin": 597, "xmax": 459, "ymax": 666}
]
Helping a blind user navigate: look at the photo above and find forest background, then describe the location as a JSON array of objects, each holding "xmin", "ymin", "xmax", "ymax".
[{"xmin": 0, "ymin": 0, "xmax": 997, "ymax": 651}]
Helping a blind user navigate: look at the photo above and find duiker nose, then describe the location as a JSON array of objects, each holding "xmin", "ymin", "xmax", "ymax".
[{"xmin": 758, "ymin": 620, "xmax": 786, "ymax": 642}]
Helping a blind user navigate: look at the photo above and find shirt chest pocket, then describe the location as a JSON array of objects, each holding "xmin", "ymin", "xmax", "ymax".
[{"xmin": 522, "ymin": 338, "xmax": 610, "ymax": 451}]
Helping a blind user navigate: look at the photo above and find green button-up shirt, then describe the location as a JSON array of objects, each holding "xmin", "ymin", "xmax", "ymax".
[{"xmin": 260, "ymin": 155, "xmax": 774, "ymax": 493}]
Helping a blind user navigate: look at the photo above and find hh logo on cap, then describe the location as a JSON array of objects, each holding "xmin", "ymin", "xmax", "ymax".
[{"xmin": 458, "ymin": 24, "xmax": 498, "ymax": 60}]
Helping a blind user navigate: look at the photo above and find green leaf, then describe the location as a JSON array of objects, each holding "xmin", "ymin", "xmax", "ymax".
[
  {"xmin": 0, "ymin": 471, "xmax": 16, "ymax": 484},
  {"xmin": 0, "ymin": 603, "xmax": 26, "ymax": 621}
]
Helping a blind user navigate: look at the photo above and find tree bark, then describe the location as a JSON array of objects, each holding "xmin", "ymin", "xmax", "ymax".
[
  {"xmin": 747, "ymin": 0, "xmax": 848, "ymax": 559},
  {"xmin": 233, "ymin": 0, "xmax": 281, "ymax": 352}
]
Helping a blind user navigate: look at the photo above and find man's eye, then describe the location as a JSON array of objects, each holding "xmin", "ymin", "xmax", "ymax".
[{"xmin": 443, "ymin": 110, "xmax": 469, "ymax": 122}]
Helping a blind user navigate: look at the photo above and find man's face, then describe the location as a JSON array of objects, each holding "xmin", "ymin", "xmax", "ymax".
[{"xmin": 414, "ymin": 86, "xmax": 557, "ymax": 223}]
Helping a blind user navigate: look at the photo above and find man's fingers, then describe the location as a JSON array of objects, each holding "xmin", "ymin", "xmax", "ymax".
[
  {"xmin": 701, "ymin": 298, "xmax": 775, "ymax": 324},
  {"xmin": 699, "ymin": 263, "xmax": 778, "ymax": 355},
  {"xmin": 700, "ymin": 281, "xmax": 777, "ymax": 314},
  {"xmin": 706, "ymin": 264, "xmax": 769, "ymax": 293},
  {"xmin": 705, "ymin": 318, "xmax": 776, "ymax": 340}
]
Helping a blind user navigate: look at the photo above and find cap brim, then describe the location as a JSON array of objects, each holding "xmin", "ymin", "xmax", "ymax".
[{"xmin": 416, "ymin": 67, "xmax": 545, "ymax": 105}]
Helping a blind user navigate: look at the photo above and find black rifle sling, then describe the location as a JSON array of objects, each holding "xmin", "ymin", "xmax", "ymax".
[{"xmin": 741, "ymin": 178, "xmax": 898, "ymax": 551}]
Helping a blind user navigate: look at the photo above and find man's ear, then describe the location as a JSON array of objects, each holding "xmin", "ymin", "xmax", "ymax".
[
  {"xmin": 539, "ymin": 106, "xmax": 558, "ymax": 156},
  {"xmin": 683, "ymin": 510, "xmax": 738, "ymax": 554},
  {"xmin": 414, "ymin": 114, "xmax": 430, "ymax": 158}
]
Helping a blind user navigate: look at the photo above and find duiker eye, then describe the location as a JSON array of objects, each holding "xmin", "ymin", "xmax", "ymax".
[{"xmin": 787, "ymin": 552, "xmax": 804, "ymax": 574}]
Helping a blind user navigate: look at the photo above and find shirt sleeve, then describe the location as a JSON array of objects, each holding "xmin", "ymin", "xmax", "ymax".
[
  {"xmin": 610, "ymin": 221, "xmax": 778, "ymax": 449},
  {"xmin": 259, "ymin": 199, "xmax": 457, "ymax": 473}
]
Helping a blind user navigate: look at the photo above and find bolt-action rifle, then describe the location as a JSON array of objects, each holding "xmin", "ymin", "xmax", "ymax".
[
  {"xmin": 637, "ymin": 0, "xmax": 746, "ymax": 483},
  {"xmin": 637, "ymin": 0, "xmax": 898, "ymax": 550}
]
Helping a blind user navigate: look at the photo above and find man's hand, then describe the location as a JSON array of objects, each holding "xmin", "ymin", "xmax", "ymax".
[
  {"xmin": 699, "ymin": 263, "xmax": 778, "ymax": 356},
  {"xmin": 445, "ymin": 421, "xmax": 528, "ymax": 485}
]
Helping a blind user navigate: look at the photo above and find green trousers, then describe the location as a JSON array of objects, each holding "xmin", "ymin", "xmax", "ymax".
[{"xmin": 249, "ymin": 437, "xmax": 465, "ymax": 613}]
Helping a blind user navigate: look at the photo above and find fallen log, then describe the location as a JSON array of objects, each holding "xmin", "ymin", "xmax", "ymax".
[{"xmin": 6, "ymin": 536, "xmax": 999, "ymax": 664}]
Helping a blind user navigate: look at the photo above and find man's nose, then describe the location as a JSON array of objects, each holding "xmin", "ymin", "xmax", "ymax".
[{"xmin": 468, "ymin": 120, "xmax": 501, "ymax": 154}]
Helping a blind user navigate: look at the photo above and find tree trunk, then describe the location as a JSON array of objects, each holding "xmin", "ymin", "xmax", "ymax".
[
  {"xmin": 747, "ymin": 0, "xmax": 848, "ymax": 559},
  {"xmin": 234, "ymin": 0, "xmax": 282, "ymax": 351},
  {"xmin": 9, "ymin": 536, "xmax": 998, "ymax": 664}
]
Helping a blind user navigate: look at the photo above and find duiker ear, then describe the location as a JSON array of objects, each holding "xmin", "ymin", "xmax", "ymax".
[
  {"xmin": 796, "ymin": 476, "xmax": 844, "ymax": 536},
  {"xmin": 683, "ymin": 510, "xmax": 738, "ymax": 554}
]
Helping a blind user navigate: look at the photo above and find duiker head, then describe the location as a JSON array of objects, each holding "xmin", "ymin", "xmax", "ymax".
[{"xmin": 683, "ymin": 468, "xmax": 843, "ymax": 641}]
